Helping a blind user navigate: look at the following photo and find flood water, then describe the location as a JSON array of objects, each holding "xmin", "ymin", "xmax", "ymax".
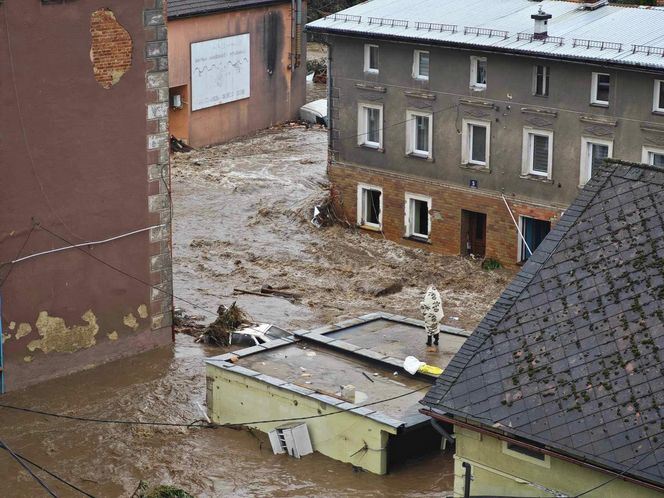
[{"xmin": 0, "ymin": 335, "xmax": 454, "ymax": 497}]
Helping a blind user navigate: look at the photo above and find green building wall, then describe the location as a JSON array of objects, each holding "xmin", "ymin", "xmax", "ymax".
[
  {"xmin": 206, "ymin": 364, "xmax": 398, "ymax": 475},
  {"xmin": 454, "ymin": 427, "xmax": 664, "ymax": 497}
]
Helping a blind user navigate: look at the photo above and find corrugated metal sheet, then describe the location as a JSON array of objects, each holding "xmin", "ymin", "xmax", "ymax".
[
  {"xmin": 307, "ymin": 0, "xmax": 664, "ymax": 70},
  {"xmin": 168, "ymin": 0, "xmax": 289, "ymax": 20}
]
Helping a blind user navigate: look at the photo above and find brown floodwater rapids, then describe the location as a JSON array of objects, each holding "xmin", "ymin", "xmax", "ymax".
[{"xmin": 0, "ymin": 335, "xmax": 454, "ymax": 497}]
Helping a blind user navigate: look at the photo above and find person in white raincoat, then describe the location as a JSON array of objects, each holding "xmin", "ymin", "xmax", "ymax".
[{"xmin": 420, "ymin": 285, "xmax": 444, "ymax": 351}]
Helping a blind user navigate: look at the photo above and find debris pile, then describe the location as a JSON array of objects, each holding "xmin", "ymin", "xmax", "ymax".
[{"xmin": 198, "ymin": 302, "xmax": 249, "ymax": 346}]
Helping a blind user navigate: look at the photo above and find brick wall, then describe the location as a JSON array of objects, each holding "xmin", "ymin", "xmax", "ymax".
[{"xmin": 329, "ymin": 162, "xmax": 564, "ymax": 269}]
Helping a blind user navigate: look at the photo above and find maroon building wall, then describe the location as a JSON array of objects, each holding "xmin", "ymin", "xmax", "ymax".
[{"xmin": 0, "ymin": 0, "xmax": 173, "ymax": 391}]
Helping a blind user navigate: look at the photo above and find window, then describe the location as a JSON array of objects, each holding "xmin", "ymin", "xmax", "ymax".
[
  {"xmin": 364, "ymin": 44, "xmax": 379, "ymax": 73},
  {"xmin": 522, "ymin": 129, "xmax": 553, "ymax": 178},
  {"xmin": 642, "ymin": 146, "xmax": 664, "ymax": 167},
  {"xmin": 470, "ymin": 56, "xmax": 487, "ymax": 90},
  {"xmin": 357, "ymin": 184, "xmax": 382, "ymax": 229},
  {"xmin": 654, "ymin": 80, "xmax": 664, "ymax": 113},
  {"xmin": 519, "ymin": 216, "xmax": 551, "ymax": 262},
  {"xmin": 406, "ymin": 111, "xmax": 432, "ymax": 158},
  {"xmin": 591, "ymin": 72, "xmax": 610, "ymax": 106},
  {"xmin": 533, "ymin": 65, "xmax": 549, "ymax": 97},
  {"xmin": 462, "ymin": 119, "xmax": 491, "ymax": 168},
  {"xmin": 405, "ymin": 194, "xmax": 431, "ymax": 239},
  {"xmin": 413, "ymin": 50, "xmax": 430, "ymax": 80},
  {"xmin": 580, "ymin": 138, "xmax": 613, "ymax": 186},
  {"xmin": 502, "ymin": 441, "xmax": 550, "ymax": 468},
  {"xmin": 357, "ymin": 104, "xmax": 383, "ymax": 149}
]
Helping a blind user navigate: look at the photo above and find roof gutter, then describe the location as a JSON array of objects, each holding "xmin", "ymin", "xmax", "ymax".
[
  {"xmin": 420, "ymin": 408, "xmax": 664, "ymax": 494},
  {"xmin": 305, "ymin": 26, "xmax": 664, "ymax": 74}
]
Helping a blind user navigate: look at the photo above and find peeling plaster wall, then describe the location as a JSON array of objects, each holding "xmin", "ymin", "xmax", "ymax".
[{"xmin": 0, "ymin": 0, "xmax": 173, "ymax": 391}]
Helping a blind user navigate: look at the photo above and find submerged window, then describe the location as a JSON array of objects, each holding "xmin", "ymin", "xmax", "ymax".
[
  {"xmin": 406, "ymin": 194, "xmax": 431, "ymax": 239},
  {"xmin": 357, "ymin": 185, "xmax": 382, "ymax": 229}
]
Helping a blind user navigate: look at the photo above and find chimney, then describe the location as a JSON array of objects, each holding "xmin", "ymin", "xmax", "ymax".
[{"xmin": 531, "ymin": 7, "xmax": 552, "ymax": 40}]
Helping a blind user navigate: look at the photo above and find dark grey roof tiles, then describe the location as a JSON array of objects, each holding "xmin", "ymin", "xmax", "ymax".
[
  {"xmin": 168, "ymin": 0, "xmax": 287, "ymax": 19},
  {"xmin": 422, "ymin": 161, "xmax": 664, "ymax": 487}
]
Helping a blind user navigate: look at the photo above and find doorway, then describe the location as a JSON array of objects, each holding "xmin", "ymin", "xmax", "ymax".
[{"xmin": 461, "ymin": 210, "xmax": 487, "ymax": 258}]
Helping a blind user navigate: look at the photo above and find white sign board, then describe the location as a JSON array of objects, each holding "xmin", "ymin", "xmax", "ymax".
[{"xmin": 191, "ymin": 34, "xmax": 251, "ymax": 111}]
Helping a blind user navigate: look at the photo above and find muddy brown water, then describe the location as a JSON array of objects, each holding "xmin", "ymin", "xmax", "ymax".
[{"xmin": 1, "ymin": 124, "xmax": 510, "ymax": 497}]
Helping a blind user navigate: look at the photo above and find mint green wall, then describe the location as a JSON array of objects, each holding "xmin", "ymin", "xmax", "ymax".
[
  {"xmin": 206, "ymin": 364, "xmax": 396, "ymax": 475},
  {"xmin": 454, "ymin": 427, "xmax": 664, "ymax": 498}
]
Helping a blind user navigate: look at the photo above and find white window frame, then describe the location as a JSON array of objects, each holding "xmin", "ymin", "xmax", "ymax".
[
  {"xmin": 364, "ymin": 44, "xmax": 379, "ymax": 74},
  {"xmin": 404, "ymin": 193, "xmax": 432, "ymax": 239},
  {"xmin": 580, "ymin": 137, "xmax": 613, "ymax": 187},
  {"xmin": 522, "ymin": 128, "xmax": 553, "ymax": 179},
  {"xmin": 412, "ymin": 50, "xmax": 430, "ymax": 80},
  {"xmin": 532, "ymin": 64, "xmax": 549, "ymax": 97},
  {"xmin": 357, "ymin": 103, "xmax": 383, "ymax": 149},
  {"xmin": 642, "ymin": 146, "xmax": 664, "ymax": 166},
  {"xmin": 406, "ymin": 110, "xmax": 433, "ymax": 158},
  {"xmin": 461, "ymin": 119, "xmax": 491, "ymax": 168},
  {"xmin": 356, "ymin": 183, "xmax": 383, "ymax": 230},
  {"xmin": 591, "ymin": 72, "xmax": 610, "ymax": 106},
  {"xmin": 654, "ymin": 80, "xmax": 664, "ymax": 113},
  {"xmin": 470, "ymin": 56, "xmax": 487, "ymax": 91}
]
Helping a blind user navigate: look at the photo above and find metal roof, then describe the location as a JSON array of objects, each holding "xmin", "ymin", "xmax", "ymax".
[
  {"xmin": 422, "ymin": 160, "xmax": 664, "ymax": 488},
  {"xmin": 168, "ymin": 0, "xmax": 289, "ymax": 20},
  {"xmin": 307, "ymin": 0, "xmax": 664, "ymax": 71}
]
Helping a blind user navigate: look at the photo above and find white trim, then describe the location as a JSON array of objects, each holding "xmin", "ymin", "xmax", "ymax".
[
  {"xmin": 469, "ymin": 56, "xmax": 487, "ymax": 91},
  {"xmin": 590, "ymin": 72, "xmax": 610, "ymax": 106},
  {"xmin": 642, "ymin": 145, "xmax": 664, "ymax": 166},
  {"xmin": 654, "ymin": 80, "xmax": 664, "ymax": 113},
  {"xmin": 404, "ymin": 192, "xmax": 432, "ymax": 239},
  {"xmin": 356, "ymin": 183, "xmax": 383, "ymax": 230},
  {"xmin": 406, "ymin": 110, "xmax": 433, "ymax": 158},
  {"xmin": 412, "ymin": 50, "xmax": 430, "ymax": 80},
  {"xmin": 522, "ymin": 128, "xmax": 553, "ymax": 179},
  {"xmin": 501, "ymin": 441, "xmax": 551, "ymax": 469},
  {"xmin": 357, "ymin": 103, "xmax": 383, "ymax": 149},
  {"xmin": 579, "ymin": 137, "xmax": 613, "ymax": 187},
  {"xmin": 462, "ymin": 118, "xmax": 490, "ymax": 167},
  {"xmin": 364, "ymin": 44, "xmax": 379, "ymax": 74},
  {"xmin": 532, "ymin": 64, "xmax": 549, "ymax": 97}
]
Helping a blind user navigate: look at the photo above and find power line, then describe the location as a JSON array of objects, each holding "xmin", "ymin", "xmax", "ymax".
[
  {"xmin": 0, "ymin": 437, "xmax": 59, "ymax": 497},
  {"xmin": 0, "ymin": 225, "xmax": 35, "ymax": 289}
]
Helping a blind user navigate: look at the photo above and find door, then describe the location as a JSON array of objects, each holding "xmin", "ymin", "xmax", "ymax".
[{"xmin": 461, "ymin": 210, "xmax": 487, "ymax": 258}]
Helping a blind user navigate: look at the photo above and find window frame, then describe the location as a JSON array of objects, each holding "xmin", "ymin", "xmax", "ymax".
[
  {"xmin": 357, "ymin": 103, "xmax": 384, "ymax": 149},
  {"xmin": 654, "ymin": 80, "xmax": 664, "ymax": 113},
  {"xmin": 501, "ymin": 441, "xmax": 551, "ymax": 469},
  {"xmin": 591, "ymin": 72, "xmax": 610, "ymax": 106},
  {"xmin": 412, "ymin": 50, "xmax": 430, "ymax": 80},
  {"xmin": 364, "ymin": 44, "xmax": 379, "ymax": 74},
  {"xmin": 406, "ymin": 110, "xmax": 433, "ymax": 159},
  {"xmin": 517, "ymin": 216, "xmax": 551, "ymax": 263},
  {"xmin": 533, "ymin": 64, "xmax": 550, "ymax": 97},
  {"xmin": 356, "ymin": 183, "xmax": 383, "ymax": 230},
  {"xmin": 461, "ymin": 118, "xmax": 491, "ymax": 168},
  {"xmin": 580, "ymin": 137, "xmax": 613, "ymax": 187},
  {"xmin": 522, "ymin": 128, "xmax": 553, "ymax": 179},
  {"xmin": 642, "ymin": 146, "xmax": 664, "ymax": 167},
  {"xmin": 469, "ymin": 56, "xmax": 487, "ymax": 91},
  {"xmin": 404, "ymin": 193, "xmax": 432, "ymax": 240}
]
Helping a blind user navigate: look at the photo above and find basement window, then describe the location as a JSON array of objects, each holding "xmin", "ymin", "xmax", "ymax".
[
  {"xmin": 413, "ymin": 50, "xmax": 430, "ymax": 80},
  {"xmin": 533, "ymin": 65, "xmax": 550, "ymax": 97},
  {"xmin": 591, "ymin": 72, "xmax": 610, "ymax": 106},
  {"xmin": 642, "ymin": 146, "xmax": 664, "ymax": 167},
  {"xmin": 357, "ymin": 184, "xmax": 383, "ymax": 230},
  {"xmin": 654, "ymin": 80, "xmax": 664, "ymax": 113},
  {"xmin": 502, "ymin": 441, "xmax": 550, "ymax": 468},
  {"xmin": 470, "ymin": 56, "xmax": 487, "ymax": 91},
  {"xmin": 405, "ymin": 194, "xmax": 431, "ymax": 240},
  {"xmin": 364, "ymin": 44, "xmax": 379, "ymax": 74},
  {"xmin": 522, "ymin": 129, "xmax": 553, "ymax": 179}
]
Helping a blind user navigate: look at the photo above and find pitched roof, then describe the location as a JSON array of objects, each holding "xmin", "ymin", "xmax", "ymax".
[
  {"xmin": 422, "ymin": 160, "xmax": 664, "ymax": 487},
  {"xmin": 306, "ymin": 0, "xmax": 664, "ymax": 71},
  {"xmin": 168, "ymin": 0, "xmax": 288, "ymax": 20}
]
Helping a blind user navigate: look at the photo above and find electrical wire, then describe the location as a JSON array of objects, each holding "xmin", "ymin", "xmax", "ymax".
[
  {"xmin": 0, "ymin": 224, "xmax": 35, "ymax": 289},
  {"xmin": 0, "ymin": 437, "xmax": 59, "ymax": 497}
]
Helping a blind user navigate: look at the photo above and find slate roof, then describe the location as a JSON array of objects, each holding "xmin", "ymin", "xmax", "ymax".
[
  {"xmin": 168, "ymin": 0, "xmax": 288, "ymax": 20},
  {"xmin": 422, "ymin": 160, "xmax": 664, "ymax": 487},
  {"xmin": 307, "ymin": 0, "xmax": 664, "ymax": 71}
]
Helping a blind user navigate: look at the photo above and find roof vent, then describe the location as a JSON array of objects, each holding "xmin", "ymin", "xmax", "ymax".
[
  {"xmin": 579, "ymin": 0, "xmax": 609, "ymax": 10},
  {"xmin": 531, "ymin": 6, "xmax": 552, "ymax": 40}
]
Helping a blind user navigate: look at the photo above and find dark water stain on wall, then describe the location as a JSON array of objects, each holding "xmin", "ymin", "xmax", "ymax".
[{"xmin": 264, "ymin": 10, "xmax": 282, "ymax": 76}]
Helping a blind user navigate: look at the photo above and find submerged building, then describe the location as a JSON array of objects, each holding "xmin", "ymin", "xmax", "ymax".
[
  {"xmin": 307, "ymin": 0, "xmax": 664, "ymax": 268},
  {"xmin": 0, "ymin": 0, "xmax": 173, "ymax": 391},
  {"xmin": 167, "ymin": 0, "xmax": 307, "ymax": 147}
]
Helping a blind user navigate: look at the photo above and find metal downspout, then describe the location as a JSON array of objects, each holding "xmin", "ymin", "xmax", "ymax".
[{"xmin": 462, "ymin": 461, "xmax": 472, "ymax": 498}]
